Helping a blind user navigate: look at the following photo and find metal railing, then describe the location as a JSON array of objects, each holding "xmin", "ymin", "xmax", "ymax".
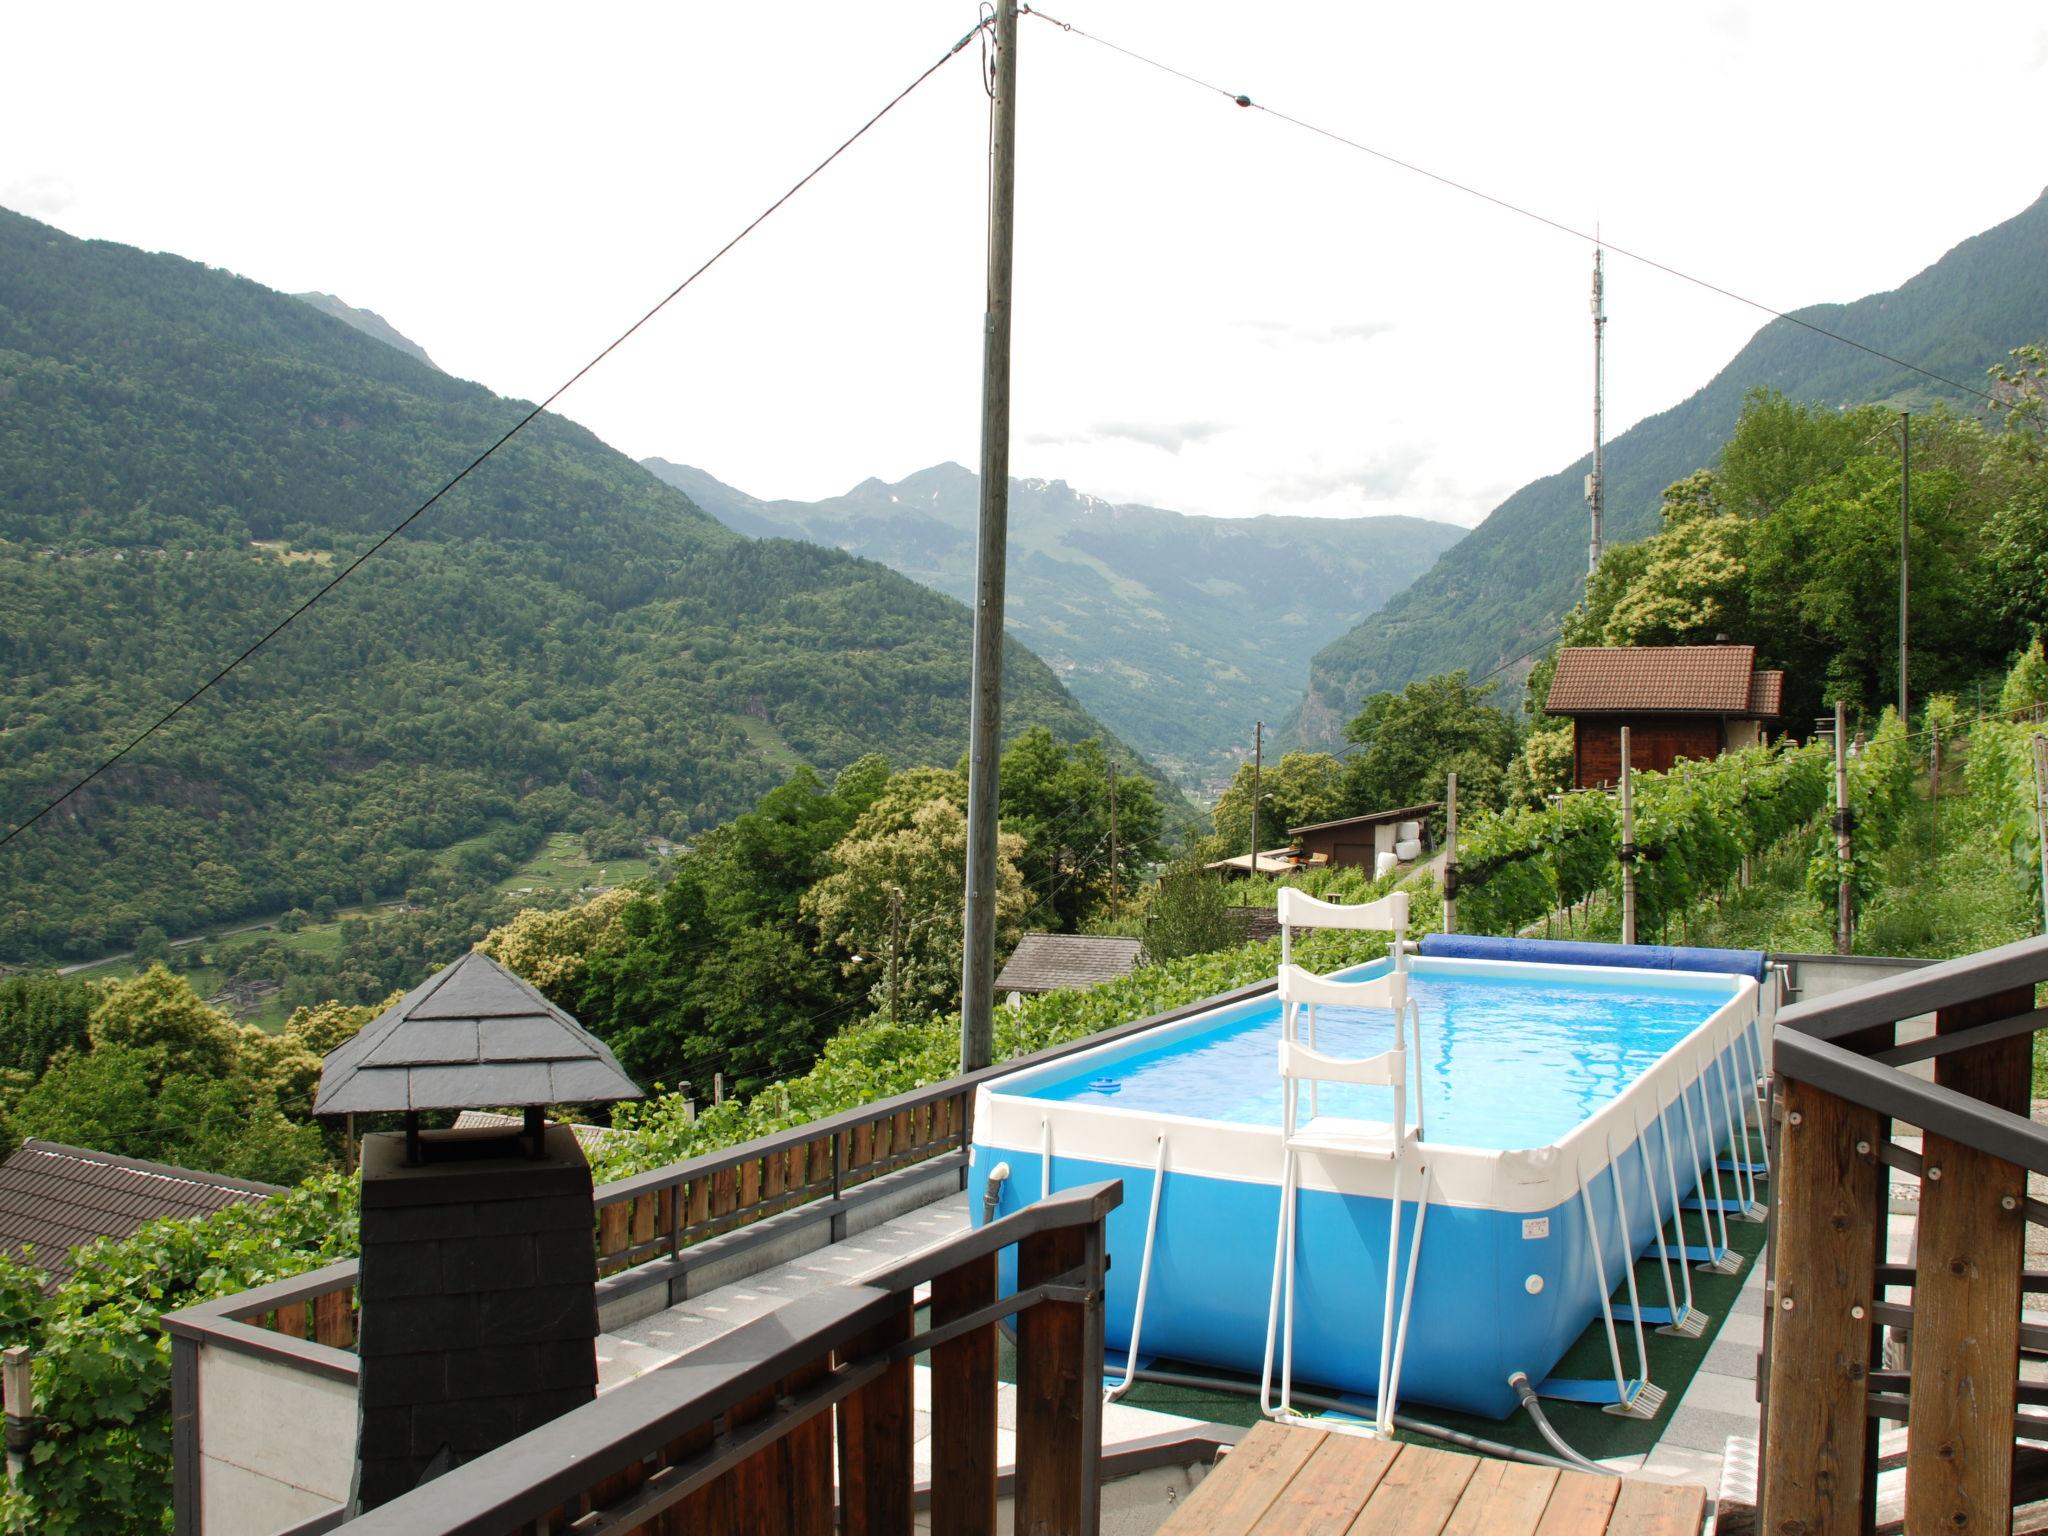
[
  {"xmin": 1758, "ymin": 931, "xmax": 2048, "ymax": 1536},
  {"xmin": 330, "ymin": 1179, "xmax": 1122, "ymax": 1536}
]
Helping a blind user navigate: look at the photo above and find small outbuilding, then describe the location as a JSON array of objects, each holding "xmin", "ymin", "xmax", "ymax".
[
  {"xmin": 1286, "ymin": 803, "xmax": 1440, "ymax": 872},
  {"xmin": 1544, "ymin": 643, "xmax": 1785, "ymax": 788},
  {"xmin": 995, "ymin": 933, "xmax": 1144, "ymax": 998}
]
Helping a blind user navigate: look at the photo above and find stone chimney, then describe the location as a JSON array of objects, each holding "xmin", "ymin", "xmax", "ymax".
[{"xmin": 313, "ymin": 952, "xmax": 642, "ymax": 1512}]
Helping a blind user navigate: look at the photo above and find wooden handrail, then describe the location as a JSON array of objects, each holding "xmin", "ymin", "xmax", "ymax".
[{"xmin": 329, "ymin": 1179, "xmax": 1124, "ymax": 1536}]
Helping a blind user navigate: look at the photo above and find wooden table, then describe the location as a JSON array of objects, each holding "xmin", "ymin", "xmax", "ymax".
[{"xmin": 1156, "ymin": 1422, "xmax": 1705, "ymax": 1536}]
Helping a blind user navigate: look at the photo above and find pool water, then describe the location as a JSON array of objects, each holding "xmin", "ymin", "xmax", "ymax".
[{"xmin": 1019, "ymin": 961, "xmax": 1736, "ymax": 1151}]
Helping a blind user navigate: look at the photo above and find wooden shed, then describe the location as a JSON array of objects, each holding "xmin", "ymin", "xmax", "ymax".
[
  {"xmin": 1544, "ymin": 644, "xmax": 1785, "ymax": 788},
  {"xmin": 1285, "ymin": 802, "xmax": 1440, "ymax": 872}
]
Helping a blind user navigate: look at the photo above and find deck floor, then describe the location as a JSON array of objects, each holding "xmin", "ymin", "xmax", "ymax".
[{"xmin": 1156, "ymin": 1422, "xmax": 1705, "ymax": 1535}]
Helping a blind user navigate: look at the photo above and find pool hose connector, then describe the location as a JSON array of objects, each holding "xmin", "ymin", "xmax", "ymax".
[
  {"xmin": 1507, "ymin": 1372, "xmax": 1609, "ymax": 1474},
  {"xmin": 983, "ymin": 1162, "xmax": 1010, "ymax": 1223}
]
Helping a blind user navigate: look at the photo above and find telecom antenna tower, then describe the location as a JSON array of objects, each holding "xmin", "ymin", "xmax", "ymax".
[{"xmin": 1586, "ymin": 247, "xmax": 1606, "ymax": 574}]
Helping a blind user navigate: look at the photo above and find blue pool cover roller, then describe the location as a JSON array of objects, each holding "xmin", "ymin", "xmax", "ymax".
[{"xmin": 1418, "ymin": 933, "xmax": 1768, "ymax": 982}]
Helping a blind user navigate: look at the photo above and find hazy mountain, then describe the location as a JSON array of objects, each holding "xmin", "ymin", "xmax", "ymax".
[
  {"xmin": 0, "ymin": 207, "xmax": 1160, "ymax": 960},
  {"xmin": 1292, "ymin": 186, "xmax": 2048, "ymax": 747},
  {"xmin": 643, "ymin": 459, "xmax": 1463, "ymax": 789},
  {"xmin": 293, "ymin": 291, "xmax": 440, "ymax": 371}
]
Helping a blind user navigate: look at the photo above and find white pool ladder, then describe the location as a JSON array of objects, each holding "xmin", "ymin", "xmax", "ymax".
[{"xmin": 1259, "ymin": 889, "xmax": 1427, "ymax": 1438}]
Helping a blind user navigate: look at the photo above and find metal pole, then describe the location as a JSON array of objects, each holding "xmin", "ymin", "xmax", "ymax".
[
  {"xmin": 1835, "ymin": 702, "xmax": 1853, "ymax": 955},
  {"xmin": 1249, "ymin": 721, "xmax": 1263, "ymax": 867},
  {"xmin": 1899, "ymin": 411, "xmax": 1910, "ymax": 720},
  {"xmin": 959, "ymin": 0, "xmax": 1018, "ymax": 1074},
  {"xmin": 1442, "ymin": 770, "xmax": 1459, "ymax": 934},
  {"xmin": 1619, "ymin": 727, "xmax": 1636, "ymax": 945},
  {"xmin": 2032, "ymin": 734, "xmax": 2048, "ymax": 935},
  {"xmin": 1587, "ymin": 248, "xmax": 1606, "ymax": 574}
]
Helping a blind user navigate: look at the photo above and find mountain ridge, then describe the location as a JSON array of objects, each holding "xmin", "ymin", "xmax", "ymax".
[{"xmin": 644, "ymin": 458, "xmax": 1464, "ymax": 788}]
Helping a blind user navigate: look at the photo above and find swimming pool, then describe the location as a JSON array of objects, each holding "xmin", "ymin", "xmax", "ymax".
[{"xmin": 969, "ymin": 946, "xmax": 1771, "ymax": 1420}]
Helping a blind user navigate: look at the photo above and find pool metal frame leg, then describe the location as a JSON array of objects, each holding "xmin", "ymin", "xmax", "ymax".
[
  {"xmin": 1679, "ymin": 1071, "xmax": 1744, "ymax": 1273},
  {"xmin": 1617, "ymin": 1110, "xmax": 1707, "ymax": 1340},
  {"xmin": 1654, "ymin": 1091, "xmax": 1710, "ymax": 1330},
  {"xmin": 1539, "ymin": 1154, "xmax": 1664, "ymax": 1419},
  {"xmin": 1106, "ymin": 1133, "xmax": 1168, "ymax": 1402}
]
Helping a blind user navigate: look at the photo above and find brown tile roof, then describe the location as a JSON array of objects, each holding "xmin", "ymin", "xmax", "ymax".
[
  {"xmin": 1287, "ymin": 802, "xmax": 1441, "ymax": 836},
  {"xmin": 995, "ymin": 934, "xmax": 1143, "ymax": 995},
  {"xmin": 1229, "ymin": 907, "xmax": 1282, "ymax": 943},
  {"xmin": 0, "ymin": 1140, "xmax": 279, "ymax": 1290},
  {"xmin": 1748, "ymin": 669, "xmax": 1786, "ymax": 718},
  {"xmin": 451, "ymin": 1110, "xmax": 619, "ymax": 1153},
  {"xmin": 1545, "ymin": 645, "xmax": 1762, "ymax": 716}
]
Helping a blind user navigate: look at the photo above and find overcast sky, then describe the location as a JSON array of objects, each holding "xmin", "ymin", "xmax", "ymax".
[{"xmin": 7, "ymin": 2, "xmax": 2045, "ymax": 528}]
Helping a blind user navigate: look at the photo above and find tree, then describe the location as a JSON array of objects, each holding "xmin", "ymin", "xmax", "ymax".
[
  {"xmin": 1206, "ymin": 752, "xmax": 1347, "ymax": 862},
  {"xmin": 0, "ymin": 974, "xmax": 95, "ymax": 1078},
  {"xmin": 86, "ymin": 966, "xmax": 239, "ymax": 1080},
  {"xmin": 999, "ymin": 728, "xmax": 1164, "ymax": 929},
  {"xmin": 1344, "ymin": 671, "xmax": 1519, "ymax": 816},
  {"xmin": 804, "ymin": 796, "xmax": 1026, "ymax": 1020},
  {"xmin": 1139, "ymin": 856, "xmax": 1243, "ymax": 963},
  {"xmin": 478, "ymin": 888, "xmax": 638, "ymax": 989}
]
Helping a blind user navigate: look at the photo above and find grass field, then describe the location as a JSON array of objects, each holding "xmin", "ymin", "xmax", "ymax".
[{"xmin": 493, "ymin": 832, "xmax": 654, "ymax": 900}]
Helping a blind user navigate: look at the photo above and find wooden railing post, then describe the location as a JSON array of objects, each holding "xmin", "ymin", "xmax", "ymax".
[
  {"xmin": 837, "ymin": 1296, "xmax": 914, "ymax": 1536},
  {"xmin": 930, "ymin": 1251, "xmax": 1000, "ymax": 1536},
  {"xmin": 1014, "ymin": 1214, "xmax": 1106, "ymax": 1536},
  {"xmin": 1762, "ymin": 1074, "xmax": 1882, "ymax": 1536}
]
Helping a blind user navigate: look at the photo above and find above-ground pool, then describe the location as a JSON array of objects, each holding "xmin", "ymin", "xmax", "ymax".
[{"xmin": 970, "ymin": 944, "xmax": 1771, "ymax": 1420}]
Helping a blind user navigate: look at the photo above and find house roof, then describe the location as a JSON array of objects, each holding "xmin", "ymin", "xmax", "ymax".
[
  {"xmin": 1228, "ymin": 907, "xmax": 1282, "ymax": 943},
  {"xmin": 1203, "ymin": 848, "xmax": 1298, "ymax": 876},
  {"xmin": 1287, "ymin": 802, "xmax": 1441, "ymax": 837},
  {"xmin": 995, "ymin": 934, "xmax": 1144, "ymax": 995},
  {"xmin": 1747, "ymin": 669, "xmax": 1786, "ymax": 718},
  {"xmin": 313, "ymin": 950, "xmax": 642, "ymax": 1115},
  {"xmin": 0, "ymin": 1140, "xmax": 278, "ymax": 1289},
  {"xmin": 1544, "ymin": 645, "xmax": 1768, "ymax": 716},
  {"xmin": 452, "ymin": 1110, "xmax": 620, "ymax": 1153}
]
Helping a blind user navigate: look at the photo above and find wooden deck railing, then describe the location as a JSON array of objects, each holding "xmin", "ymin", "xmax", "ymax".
[
  {"xmin": 327, "ymin": 1179, "xmax": 1122, "ymax": 1536},
  {"xmin": 1758, "ymin": 932, "xmax": 2048, "ymax": 1536}
]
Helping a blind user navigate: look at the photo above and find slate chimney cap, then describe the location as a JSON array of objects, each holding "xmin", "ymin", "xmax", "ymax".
[{"xmin": 313, "ymin": 951, "xmax": 642, "ymax": 1116}]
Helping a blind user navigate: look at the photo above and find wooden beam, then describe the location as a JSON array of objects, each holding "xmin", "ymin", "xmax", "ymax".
[
  {"xmin": 1760, "ymin": 1075, "xmax": 1882, "ymax": 1536},
  {"xmin": 1904, "ymin": 1131, "xmax": 2025, "ymax": 1536},
  {"xmin": 836, "ymin": 1298, "xmax": 914, "ymax": 1536},
  {"xmin": 1015, "ymin": 1222, "xmax": 1089, "ymax": 1536},
  {"xmin": 929, "ymin": 1253, "xmax": 999, "ymax": 1536},
  {"xmin": 1155, "ymin": 1421, "xmax": 1322, "ymax": 1534},
  {"xmin": 1243, "ymin": 1432, "xmax": 1396, "ymax": 1535}
]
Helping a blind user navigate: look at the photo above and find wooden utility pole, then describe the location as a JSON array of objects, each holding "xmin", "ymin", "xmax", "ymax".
[
  {"xmin": 1619, "ymin": 727, "xmax": 1637, "ymax": 945},
  {"xmin": 1442, "ymin": 770, "xmax": 1459, "ymax": 934},
  {"xmin": 1834, "ymin": 702, "xmax": 1854, "ymax": 955},
  {"xmin": 1899, "ymin": 411, "xmax": 1911, "ymax": 720},
  {"xmin": 2033, "ymin": 734, "xmax": 2048, "ymax": 935},
  {"xmin": 1106, "ymin": 765, "xmax": 1119, "ymax": 913},
  {"xmin": 1249, "ymin": 722, "xmax": 1264, "ymax": 867},
  {"xmin": 958, "ymin": 0, "xmax": 1018, "ymax": 1074},
  {"xmin": 887, "ymin": 884, "xmax": 904, "ymax": 1026}
]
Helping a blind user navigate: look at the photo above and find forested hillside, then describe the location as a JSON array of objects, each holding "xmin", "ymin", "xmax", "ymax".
[
  {"xmin": 1293, "ymin": 185, "xmax": 2048, "ymax": 745},
  {"xmin": 645, "ymin": 460, "xmax": 1462, "ymax": 789},
  {"xmin": 0, "ymin": 208, "xmax": 1157, "ymax": 962}
]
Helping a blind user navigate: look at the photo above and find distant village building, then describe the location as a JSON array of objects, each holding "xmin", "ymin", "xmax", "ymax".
[
  {"xmin": 0, "ymin": 1139, "xmax": 278, "ymax": 1291},
  {"xmin": 1544, "ymin": 643, "xmax": 1785, "ymax": 789},
  {"xmin": 1201, "ymin": 847, "xmax": 1301, "ymax": 879},
  {"xmin": 995, "ymin": 933, "xmax": 1143, "ymax": 1000}
]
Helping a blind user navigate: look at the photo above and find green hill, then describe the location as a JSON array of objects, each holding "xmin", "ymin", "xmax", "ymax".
[
  {"xmin": 1293, "ymin": 186, "xmax": 2048, "ymax": 744},
  {"xmin": 643, "ymin": 460, "xmax": 1462, "ymax": 790},
  {"xmin": 0, "ymin": 208, "xmax": 1159, "ymax": 962}
]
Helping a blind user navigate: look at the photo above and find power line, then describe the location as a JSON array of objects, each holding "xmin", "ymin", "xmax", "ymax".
[
  {"xmin": 1022, "ymin": 6, "xmax": 2002, "ymax": 409},
  {"xmin": 0, "ymin": 17, "xmax": 992, "ymax": 858}
]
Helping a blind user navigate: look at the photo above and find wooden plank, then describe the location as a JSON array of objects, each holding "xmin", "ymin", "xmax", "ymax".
[
  {"xmin": 1015, "ymin": 1222, "xmax": 1089, "ymax": 1536},
  {"xmin": 837, "ymin": 1297, "xmax": 914, "ymax": 1536},
  {"xmin": 727, "ymin": 1384, "xmax": 788, "ymax": 1536},
  {"xmin": 270, "ymin": 1303, "xmax": 308, "ymax": 1339},
  {"xmin": 688, "ymin": 1175, "xmax": 711, "ymax": 1231},
  {"xmin": 312, "ymin": 1288, "xmax": 354, "ymax": 1349},
  {"xmin": 930, "ymin": 1252, "xmax": 1000, "ymax": 1536},
  {"xmin": 650, "ymin": 1420, "xmax": 717, "ymax": 1535},
  {"xmin": 1905, "ymin": 1130, "xmax": 2025, "ymax": 1536},
  {"xmin": 777, "ymin": 1357, "xmax": 834, "ymax": 1536},
  {"xmin": 598, "ymin": 1200, "xmax": 630, "ymax": 1261},
  {"xmin": 739, "ymin": 1158, "xmax": 762, "ymax": 1212},
  {"xmin": 1934, "ymin": 982, "xmax": 2036, "ymax": 1113},
  {"xmin": 631, "ymin": 1191, "xmax": 656, "ymax": 1251},
  {"xmin": 1604, "ymin": 1478, "xmax": 1707, "ymax": 1536},
  {"xmin": 1759, "ymin": 1075, "xmax": 1882, "ymax": 1536},
  {"xmin": 1156, "ymin": 1422, "xmax": 1324, "ymax": 1535},
  {"xmin": 714, "ymin": 1166, "xmax": 737, "ymax": 1219},
  {"xmin": 1530, "ymin": 1469, "xmax": 1620, "ymax": 1535},
  {"xmin": 1437, "ymin": 1458, "xmax": 1560, "ymax": 1536},
  {"xmin": 1246, "ymin": 1433, "xmax": 1398, "ymax": 1535},
  {"xmin": 1344, "ymin": 1442, "xmax": 1475, "ymax": 1535}
]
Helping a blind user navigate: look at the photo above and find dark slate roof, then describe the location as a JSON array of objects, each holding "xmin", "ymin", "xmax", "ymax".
[
  {"xmin": 1228, "ymin": 907, "xmax": 1282, "ymax": 943},
  {"xmin": 313, "ymin": 950, "xmax": 642, "ymax": 1115},
  {"xmin": 1545, "ymin": 645, "xmax": 1766, "ymax": 716},
  {"xmin": 1286, "ymin": 802, "xmax": 1441, "ymax": 836},
  {"xmin": 0, "ymin": 1140, "xmax": 278, "ymax": 1290},
  {"xmin": 995, "ymin": 934, "xmax": 1143, "ymax": 995}
]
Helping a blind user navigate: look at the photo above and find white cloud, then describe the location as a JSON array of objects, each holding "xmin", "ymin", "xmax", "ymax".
[{"xmin": 2, "ymin": 174, "xmax": 74, "ymax": 217}]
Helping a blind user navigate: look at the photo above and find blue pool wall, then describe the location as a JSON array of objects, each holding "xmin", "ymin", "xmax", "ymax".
[{"xmin": 971, "ymin": 1008, "xmax": 1763, "ymax": 1420}]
